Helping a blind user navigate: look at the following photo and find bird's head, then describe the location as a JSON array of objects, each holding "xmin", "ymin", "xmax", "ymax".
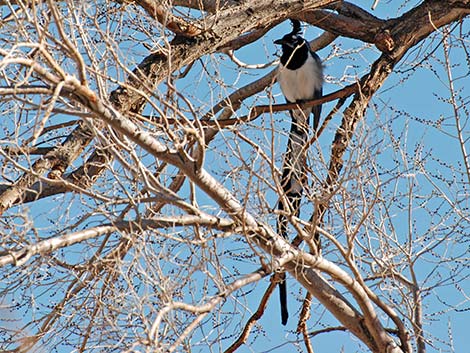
[{"xmin": 274, "ymin": 19, "xmax": 305, "ymax": 50}]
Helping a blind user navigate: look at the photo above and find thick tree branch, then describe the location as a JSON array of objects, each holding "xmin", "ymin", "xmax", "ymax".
[
  {"xmin": 66, "ymin": 73, "xmax": 399, "ymax": 352},
  {"xmin": 0, "ymin": 0, "xmax": 336, "ymax": 213},
  {"xmin": 299, "ymin": 1, "xmax": 469, "ymax": 351},
  {"xmin": 1, "ymin": 2, "xmax": 469, "ymax": 352},
  {"xmin": 134, "ymin": 0, "xmax": 202, "ymax": 37}
]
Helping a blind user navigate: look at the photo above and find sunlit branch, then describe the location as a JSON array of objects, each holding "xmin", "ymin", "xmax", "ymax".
[
  {"xmin": 134, "ymin": 0, "xmax": 202, "ymax": 37},
  {"xmin": 129, "ymin": 82, "xmax": 358, "ymax": 130},
  {"xmin": 149, "ymin": 267, "xmax": 270, "ymax": 350},
  {"xmin": 0, "ymin": 216, "xmax": 235, "ymax": 268},
  {"xmin": 223, "ymin": 49, "xmax": 279, "ymax": 69},
  {"xmin": 65, "ymin": 64, "xmax": 392, "ymax": 351}
]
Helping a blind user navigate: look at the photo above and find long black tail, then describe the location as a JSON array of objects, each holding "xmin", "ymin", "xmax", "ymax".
[
  {"xmin": 277, "ymin": 109, "xmax": 308, "ymax": 324},
  {"xmin": 277, "ymin": 182, "xmax": 302, "ymax": 325},
  {"xmin": 279, "ymin": 272, "xmax": 289, "ymax": 325}
]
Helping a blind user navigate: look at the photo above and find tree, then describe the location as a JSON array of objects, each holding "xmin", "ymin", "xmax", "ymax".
[{"xmin": 0, "ymin": 0, "xmax": 469, "ymax": 352}]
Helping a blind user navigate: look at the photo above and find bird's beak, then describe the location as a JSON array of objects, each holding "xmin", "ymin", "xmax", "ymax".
[{"xmin": 274, "ymin": 38, "xmax": 285, "ymax": 45}]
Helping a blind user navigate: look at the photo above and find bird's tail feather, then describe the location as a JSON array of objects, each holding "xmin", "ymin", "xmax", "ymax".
[
  {"xmin": 276, "ymin": 110, "xmax": 309, "ymax": 325},
  {"xmin": 277, "ymin": 189, "xmax": 301, "ymax": 325},
  {"xmin": 279, "ymin": 273, "xmax": 289, "ymax": 325}
]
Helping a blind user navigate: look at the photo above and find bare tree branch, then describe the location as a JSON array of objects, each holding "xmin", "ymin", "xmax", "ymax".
[{"xmin": 1, "ymin": 1, "xmax": 469, "ymax": 352}]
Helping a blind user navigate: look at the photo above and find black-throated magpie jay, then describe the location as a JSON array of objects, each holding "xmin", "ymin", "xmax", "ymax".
[{"xmin": 274, "ymin": 19, "xmax": 323, "ymax": 326}]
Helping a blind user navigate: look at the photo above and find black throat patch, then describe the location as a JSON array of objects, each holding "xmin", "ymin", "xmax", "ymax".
[{"xmin": 280, "ymin": 41, "xmax": 309, "ymax": 70}]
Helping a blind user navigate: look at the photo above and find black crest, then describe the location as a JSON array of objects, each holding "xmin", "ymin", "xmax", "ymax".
[{"xmin": 290, "ymin": 19, "xmax": 302, "ymax": 36}]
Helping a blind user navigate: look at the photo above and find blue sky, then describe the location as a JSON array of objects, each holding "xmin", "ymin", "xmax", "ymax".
[
  {"xmin": 196, "ymin": 4, "xmax": 469, "ymax": 352},
  {"xmin": 1, "ymin": 2, "xmax": 468, "ymax": 353}
]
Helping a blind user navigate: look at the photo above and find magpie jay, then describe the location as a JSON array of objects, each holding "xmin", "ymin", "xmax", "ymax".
[{"xmin": 274, "ymin": 19, "xmax": 323, "ymax": 326}]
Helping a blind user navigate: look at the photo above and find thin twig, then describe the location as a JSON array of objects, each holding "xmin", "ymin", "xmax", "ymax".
[
  {"xmin": 224, "ymin": 276, "xmax": 278, "ymax": 353},
  {"xmin": 298, "ymin": 292, "xmax": 315, "ymax": 353}
]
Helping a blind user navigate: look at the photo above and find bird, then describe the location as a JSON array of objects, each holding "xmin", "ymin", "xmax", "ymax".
[
  {"xmin": 275, "ymin": 19, "xmax": 323, "ymax": 131},
  {"xmin": 274, "ymin": 19, "xmax": 323, "ymax": 326}
]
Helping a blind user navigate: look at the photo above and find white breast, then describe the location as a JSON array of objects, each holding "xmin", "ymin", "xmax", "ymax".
[{"xmin": 277, "ymin": 54, "xmax": 323, "ymax": 103}]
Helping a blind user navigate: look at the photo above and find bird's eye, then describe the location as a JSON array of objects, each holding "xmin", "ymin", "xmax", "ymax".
[{"xmin": 291, "ymin": 35, "xmax": 297, "ymax": 41}]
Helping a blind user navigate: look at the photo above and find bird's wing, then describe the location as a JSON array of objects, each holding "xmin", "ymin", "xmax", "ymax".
[
  {"xmin": 312, "ymin": 86, "xmax": 322, "ymax": 131},
  {"xmin": 310, "ymin": 51, "xmax": 323, "ymax": 131}
]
